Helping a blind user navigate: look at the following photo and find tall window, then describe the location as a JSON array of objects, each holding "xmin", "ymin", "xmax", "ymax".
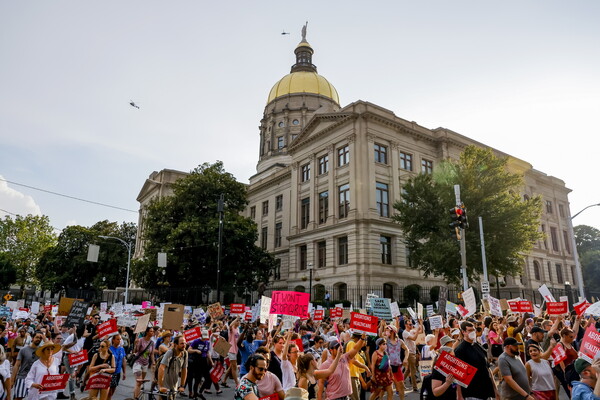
[
  {"xmin": 338, "ymin": 236, "xmax": 348, "ymax": 265},
  {"xmin": 558, "ymin": 204, "xmax": 565, "ymax": 218},
  {"xmin": 563, "ymin": 231, "xmax": 571, "ymax": 253},
  {"xmin": 533, "ymin": 261, "xmax": 541, "ymax": 280},
  {"xmin": 318, "ymin": 241, "xmax": 326, "ymax": 268},
  {"xmin": 318, "ymin": 154, "xmax": 329, "ymax": 175},
  {"xmin": 374, "ymin": 143, "xmax": 388, "ymax": 164},
  {"xmin": 550, "ymin": 227, "xmax": 559, "ymax": 251},
  {"xmin": 261, "ymin": 227, "xmax": 268, "ymax": 249},
  {"xmin": 338, "ymin": 184, "xmax": 350, "ymax": 219},
  {"xmin": 277, "ymin": 136, "xmax": 284, "ymax": 149},
  {"xmin": 299, "ymin": 245, "xmax": 307, "ymax": 270},
  {"xmin": 546, "ymin": 200, "xmax": 553, "ymax": 214},
  {"xmin": 555, "ymin": 264, "xmax": 563, "ymax": 282},
  {"xmin": 275, "ymin": 195, "xmax": 283, "ymax": 211},
  {"xmin": 421, "ymin": 159, "xmax": 433, "ymax": 174},
  {"xmin": 262, "ymin": 201, "xmax": 269, "ymax": 216},
  {"xmin": 376, "ymin": 182, "xmax": 389, "ymax": 217},
  {"xmin": 319, "ymin": 191, "xmax": 329, "ymax": 224},
  {"xmin": 274, "ymin": 222, "xmax": 282, "ymax": 248},
  {"xmin": 301, "ymin": 197, "xmax": 310, "ymax": 229},
  {"xmin": 337, "ymin": 145, "xmax": 349, "ymax": 166},
  {"xmin": 400, "ymin": 152, "xmax": 413, "ymax": 171},
  {"xmin": 250, "ymin": 206, "xmax": 256, "ymax": 219},
  {"xmin": 301, "ymin": 163, "xmax": 311, "ymax": 182},
  {"xmin": 380, "ymin": 235, "xmax": 392, "ymax": 264},
  {"xmin": 571, "ymin": 265, "xmax": 576, "ymax": 284},
  {"xmin": 547, "ymin": 262, "xmax": 553, "ymax": 282}
]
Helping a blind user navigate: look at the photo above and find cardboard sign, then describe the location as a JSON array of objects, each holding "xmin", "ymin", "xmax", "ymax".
[
  {"xmin": 85, "ymin": 373, "xmax": 112, "ymax": 390},
  {"xmin": 97, "ymin": 319, "xmax": 118, "ymax": 338},
  {"xmin": 184, "ymin": 327, "xmax": 201, "ymax": 342},
  {"xmin": 313, "ymin": 309, "xmax": 324, "ymax": 321},
  {"xmin": 419, "ymin": 359, "xmax": 434, "ymax": 379},
  {"xmin": 162, "ymin": 304, "xmax": 184, "ymax": 330},
  {"xmin": 578, "ymin": 324, "xmax": 600, "ymax": 363},
  {"xmin": 552, "ymin": 344, "xmax": 567, "ymax": 366},
  {"xmin": 371, "ymin": 298, "xmax": 392, "ymax": 320},
  {"xmin": 68, "ymin": 349, "xmax": 89, "ymax": 367},
  {"xmin": 64, "ymin": 301, "xmax": 89, "ymax": 327},
  {"xmin": 350, "ymin": 312, "xmax": 378, "ymax": 334},
  {"xmin": 40, "ymin": 374, "xmax": 69, "ymax": 392},
  {"xmin": 270, "ymin": 291, "xmax": 310, "ymax": 318},
  {"xmin": 230, "ymin": 304, "xmax": 245, "ymax": 314},
  {"xmin": 143, "ymin": 308, "xmax": 157, "ymax": 321},
  {"xmin": 213, "ymin": 336, "xmax": 231, "ymax": 358},
  {"xmin": 428, "ymin": 315, "xmax": 443, "ymax": 330},
  {"xmin": 434, "ymin": 351, "xmax": 477, "ymax": 388},
  {"xmin": 547, "ymin": 301, "xmax": 568, "ymax": 315},
  {"xmin": 134, "ymin": 313, "xmax": 151, "ymax": 334},
  {"xmin": 207, "ymin": 302, "xmax": 224, "ymax": 319},
  {"xmin": 574, "ymin": 300, "xmax": 591, "ymax": 316},
  {"xmin": 58, "ymin": 297, "xmax": 82, "ymax": 316}
]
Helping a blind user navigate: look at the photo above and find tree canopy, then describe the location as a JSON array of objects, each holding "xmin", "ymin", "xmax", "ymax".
[
  {"xmin": 133, "ymin": 161, "xmax": 277, "ymax": 300},
  {"xmin": 574, "ymin": 224, "xmax": 600, "ymax": 295},
  {"xmin": 36, "ymin": 220, "xmax": 136, "ymax": 293},
  {"xmin": 393, "ymin": 146, "xmax": 543, "ymax": 285},
  {"xmin": 0, "ymin": 214, "xmax": 57, "ymax": 289}
]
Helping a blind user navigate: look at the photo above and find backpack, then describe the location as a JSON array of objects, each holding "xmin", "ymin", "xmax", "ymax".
[
  {"xmin": 154, "ymin": 350, "xmax": 188, "ymax": 382},
  {"xmin": 419, "ymin": 373, "xmax": 433, "ymax": 400}
]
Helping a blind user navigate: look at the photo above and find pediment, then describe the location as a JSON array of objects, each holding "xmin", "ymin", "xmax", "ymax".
[{"xmin": 289, "ymin": 112, "xmax": 357, "ymax": 152}]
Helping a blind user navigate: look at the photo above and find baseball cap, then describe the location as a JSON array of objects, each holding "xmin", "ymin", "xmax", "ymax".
[
  {"xmin": 503, "ymin": 337, "xmax": 518, "ymax": 347},
  {"xmin": 530, "ymin": 326, "xmax": 546, "ymax": 334},
  {"xmin": 574, "ymin": 358, "xmax": 591, "ymax": 375}
]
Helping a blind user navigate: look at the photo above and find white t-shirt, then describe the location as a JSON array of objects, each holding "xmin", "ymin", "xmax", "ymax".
[
  {"xmin": 63, "ymin": 334, "xmax": 85, "ymax": 353},
  {"xmin": 0, "ymin": 359, "xmax": 11, "ymax": 398}
]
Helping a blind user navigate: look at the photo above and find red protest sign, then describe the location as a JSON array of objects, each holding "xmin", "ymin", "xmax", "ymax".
[
  {"xmin": 269, "ymin": 291, "xmax": 310, "ymax": 318},
  {"xmin": 508, "ymin": 301, "xmax": 520, "ymax": 313},
  {"xmin": 245, "ymin": 311, "xmax": 252, "ymax": 321},
  {"xmin": 456, "ymin": 305, "xmax": 469, "ymax": 317},
  {"xmin": 552, "ymin": 344, "xmax": 567, "ymax": 366},
  {"xmin": 578, "ymin": 325, "xmax": 600, "ymax": 363},
  {"xmin": 85, "ymin": 373, "xmax": 112, "ymax": 390},
  {"xmin": 350, "ymin": 312, "xmax": 378, "ymax": 334},
  {"xmin": 434, "ymin": 351, "xmax": 477, "ymax": 388},
  {"xmin": 313, "ymin": 310, "xmax": 324, "ymax": 321},
  {"xmin": 43, "ymin": 305, "xmax": 53, "ymax": 313},
  {"xmin": 574, "ymin": 300, "xmax": 591, "ymax": 316},
  {"xmin": 96, "ymin": 319, "xmax": 117, "ymax": 338},
  {"xmin": 547, "ymin": 301, "xmax": 568, "ymax": 315},
  {"xmin": 40, "ymin": 374, "xmax": 69, "ymax": 392},
  {"xmin": 518, "ymin": 300, "xmax": 534, "ymax": 313},
  {"xmin": 68, "ymin": 349, "xmax": 88, "ymax": 367},
  {"xmin": 210, "ymin": 361, "xmax": 225, "ymax": 383},
  {"xmin": 293, "ymin": 338, "xmax": 304, "ymax": 352},
  {"xmin": 184, "ymin": 327, "xmax": 201, "ymax": 342},
  {"xmin": 259, "ymin": 394, "xmax": 279, "ymax": 400},
  {"xmin": 230, "ymin": 304, "xmax": 245, "ymax": 314}
]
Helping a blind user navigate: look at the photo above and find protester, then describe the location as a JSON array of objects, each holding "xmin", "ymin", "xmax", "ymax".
[
  {"xmin": 571, "ymin": 358, "xmax": 600, "ymax": 400},
  {"xmin": 132, "ymin": 327, "xmax": 155, "ymax": 399},
  {"xmin": 253, "ymin": 347, "xmax": 284, "ymax": 400},
  {"xmin": 525, "ymin": 344, "xmax": 556, "ymax": 400},
  {"xmin": 498, "ymin": 337, "xmax": 533, "ymax": 400},
  {"xmin": 157, "ymin": 335, "xmax": 188, "ymax": 395},
  {"xmin": 108, "ymin": 334, "xmax": 126, "ymax": 400},
  {"xmin": 222, "ymin": 317, "xmax": 241, "ymax": 388},
  {"xmin": 25, "ymin": 341, "xmax": 62, "ymax": 400},
  {"xmin": 234, "ymin": 354, "xmax": 267, "ymax": 400},
  {"xmin": 297, "ymin": 349, "xmax": 341, "ymax": 400},
  {"xmin": 381, "ymin": 323, "xmax": 407, "ymax": 400},
  {"xmin": 12, "ymin": 332, "xmax": 44, "ymax": 400},
  {"xmin": 87, "ymin": 339, "xmax": 115, "ymax": 400},
  {"xmin": 554, "ymin": 326, "xmax": 580, "ymax": 396},
  {"xmin": 0, "ymin": 346, "xmax": 11, "ymax": 400},
  {"xmin": 318, "ymin": 333, "xmax": 367, "ymax": 400},
  {"xmin": 369, "ymin": 338, "xmax": 393, "ymax": 400}
]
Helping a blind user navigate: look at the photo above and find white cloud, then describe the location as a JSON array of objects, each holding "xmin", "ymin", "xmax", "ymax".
[{"xmin": 0, "ymin": 176, "xmax": 42, "ymax": 218}]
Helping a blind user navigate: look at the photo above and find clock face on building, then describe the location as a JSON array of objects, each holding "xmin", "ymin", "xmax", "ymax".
[
  {"xmin": 293, "ymin": 119, "xmax": 300, "ymax": 125},
  {"xmin": 278, "ymin": 121, "xmax": 284, "ymax": 127}
]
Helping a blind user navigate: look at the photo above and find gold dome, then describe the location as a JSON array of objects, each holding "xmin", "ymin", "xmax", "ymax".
[{"xmin": 267, "ymin": 71, "xmax": 340, "ymax": 104}]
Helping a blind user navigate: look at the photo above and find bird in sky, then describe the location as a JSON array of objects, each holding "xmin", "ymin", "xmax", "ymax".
[
  {"xmin": 129, "ymin": 101, "xmax": 140, "ymax": 109},
  {"xmin": 281, "ymin": 30, "xmax": 290, "ymax": 35}
]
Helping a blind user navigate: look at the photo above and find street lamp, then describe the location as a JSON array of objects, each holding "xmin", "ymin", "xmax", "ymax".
[
  {"xmin": 99, "ymin": 235, "xmax": 133, "ymax": 305},
  {"xmin": 564, "ymin": 281, "xmax": 572, "ymax": 309},
  {"xmin": 308, "ymin": 263, "xmax": 313, "ymax": 302},
  {"xmin": 568, "ymin": 202, "xmax": 600, "ymax": 299}
]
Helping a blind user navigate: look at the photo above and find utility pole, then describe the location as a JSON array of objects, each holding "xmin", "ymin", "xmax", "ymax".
[
  {"xmin": 216, "ymin": 194, "xmax": 224, "ymax": 304},
  {"xmin": 478, "ymin": 217, "xmax": 490, "ymax": 299},
  {"xmin": 454, "ymin": 185, "xmax": 469, "ymax": 291}
]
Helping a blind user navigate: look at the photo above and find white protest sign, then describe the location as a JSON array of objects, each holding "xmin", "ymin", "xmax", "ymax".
[
  {"xmin": 417, "ymin": 303, "xmax": 424, "ymax": 320},
  {"xmin": 111, "ymin": 302, "xmax": 123, "ymax": 314},
  {"xmin": 268, "ymin": 314, "xmax": 277, "ymax": 331},
  {"xmin": 407, "ymin": 307, "xmax": 416, "ymax": 319},
  {"xmin": 31, "ymin": 301, "xmax": 40, "ymax": 314},
  {"xmin": 585, "ymin": 301, "xmax": 600, "ymax": 316},
  {"xmin": 390, "ymin": 302, "xmax": 400, "ymax": 318},
  {"xmin": 462, "ymin": 287, "xmax": 477, "ymax": 316},
  {"xmin": 429, "ymin": 315, "xmax": 443, "ymax": 329},
  {"xmin": 100, "ymin": 302, "xmax": 107, "ymax": 312},
  {"xmin": 17, "ymin": 299, "xmax": 25, "ymax": 309},
  {"xmin": 487, "ymin": 295, "xmax": 503, "ymax": 317},
  {"xmin": 6, "ymin": 301, "xmax": 17, "ymax": 310},
  {"xmin": 446, "ymin": 301, "xmax": 457, "ymax": 315},
  {"xmin": 538, "ymin": 284, "xmax": 556, "ymax": 303},
  {"xmin": 426, "ymin": 304, "xmax": 434, "ymax": 317},
  {"xmin": 117, "ymin": 314, "xmax": 138, "ymax": 328},
  {"xmin": 282, "ymin": 314, "xmax": 297, "ymax": 330},
  {"xmin": 260, "ymin": 296, "xmax": 271, "ymax": 324},
  {"xmin": 365, "ymin": 293, "xmax": 378, "ymax": 309}
]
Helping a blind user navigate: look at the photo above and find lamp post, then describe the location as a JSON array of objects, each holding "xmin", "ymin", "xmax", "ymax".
[
  {"xmin": 99, "ymin": 236, "xmax": 133, "ymax": 305},
  {"xmin": 564, "ymin": 281, "xmax": 572, "ymax": 310},
  {"xmin": 568, "ymin": 202, "xmax": 600, "ymax": 299},
  {"xmin": 308, "ymin": 263, "xmax": 313, "ymax": 302},
  {"xmin": 216, "ymin": 194, "xmax": 224, "ymax": 304}
]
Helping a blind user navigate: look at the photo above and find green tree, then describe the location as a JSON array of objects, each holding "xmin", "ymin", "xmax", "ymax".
[
  {"xmin": 134, "ymin": 162, "xmax": 277, "ymax": 299},
  {"xmin": 574, "ymin": 225, "xmax": 600, "ymax": 294},
  {"xmin": 0, "ymin": 214, "xmax": 57, "ymax": 290},
  {"xmin": 35, "ymin": 221, "xmax": 136, "ymax": 293},
  {"xmin": 0, "ymin": 252, "xmax": 17, "ymax": 289},
  {"xmin": 393, "ymin": 146, "xmax": 543, "ymax": 285}
]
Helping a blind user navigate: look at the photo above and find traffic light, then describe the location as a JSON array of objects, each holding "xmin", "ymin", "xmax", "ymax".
[
  {"xmin": 449, "ymin": 207, "xmax": 462, "ymax": 240},
  {"xmin": 458, "ymin": 204, "xmax": 468, "ymax": 229}
]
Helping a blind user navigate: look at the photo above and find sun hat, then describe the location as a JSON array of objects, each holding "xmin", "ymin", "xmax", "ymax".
[{"xmin": 35, "ymin": 342, "xmax": 62, "ymax": 357}]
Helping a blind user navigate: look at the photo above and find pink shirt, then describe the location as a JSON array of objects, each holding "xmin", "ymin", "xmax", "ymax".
[
  {"xmin": 228, "ymin": 326, "xmax": 240, "ymax": 354},
  {"xmin": 255, "ymin": 371, "xmax": 283, "ymax": 397},
  {"xmin": 321, "ymin": 353, "xmax": 351, "ymax": 400},
  {"xmin": 488, "ymin": 330, "xmax": 502, "ymax": 345}
]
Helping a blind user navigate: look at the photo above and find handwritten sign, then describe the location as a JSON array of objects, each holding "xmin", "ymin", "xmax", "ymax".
[
  {"xmin": 547, "ymin": 301, "xmax": 568, "ymax": 315},
  {"xmin": 371, "ymin": 298, "xmax": 392, "ymax": 320},
  {"xmin": 97, "ymin": 319, "xmax": 118, "ymax": 338},
  {"xmin": 184, "ymin": 327, "xmax": 201, "ymax": 342},
  {"xmin": 64, "ymin": 301, "xmax": 89, "ymax": 327},
  {"xmin": 68, "ymin": 349, "xmax": 88, "ymax": 367},
  {"xmin": 40, "ymin": 374, "xmax": 69, "ymax": 393},
  {"xmin": 462, "ymin": 288, "xmax": 476, "ymax": 316},
  {"xmin": 487, "ymin": 296, "xmax": 503, "ymax": 317},
  {"xmin": 578, "ymin": 324, "xmax": 600, "ymax": 363},
  {"xmin": 207, "ymin": 302, "xmax": 224, "ymax": 319},
  {"xmin": 270, "ymin": 291, "xmax": 309, "ymax": 318},
  {"xmin": 350, "ymin": 312, "xmax": 378, "ymax": 334},
  {"xmin": 428, "ymin": 315, "xmax": 443, "ymax": 330},
  {"xmin": 85, "ymin": 373, "xmax": 112, "ymax": 390},
  {"xmin": 260, "ymin": 296, "xmax": 271, "ymax": 324},
  {"xmin": 434, "ymin": 351, "xmax": 477, "ymax": 388}
]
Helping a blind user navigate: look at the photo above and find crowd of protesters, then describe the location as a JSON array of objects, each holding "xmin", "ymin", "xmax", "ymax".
[{"xmin": 1, "ymin": 303, "xmax": 600, "ymax": 400}]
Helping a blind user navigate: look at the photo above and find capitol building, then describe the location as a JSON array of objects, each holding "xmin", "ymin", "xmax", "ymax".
[{"xmin": 136, "ymin": 30, "xmax": 579, "ymax": 304}]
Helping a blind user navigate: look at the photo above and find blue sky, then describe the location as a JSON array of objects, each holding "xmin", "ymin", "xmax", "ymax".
[{"xmin": 1, "ymin": 1, "xmax": 600, "ymax": 231}]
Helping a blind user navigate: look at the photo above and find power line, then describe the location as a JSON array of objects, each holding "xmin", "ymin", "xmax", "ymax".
[
  {"xmin": 0, "ymin": 177, "xmax": 137, "ymax": 213},
  {"xmin": 0, "ymin": 208, "xmax": 18, "ymax": 217}
]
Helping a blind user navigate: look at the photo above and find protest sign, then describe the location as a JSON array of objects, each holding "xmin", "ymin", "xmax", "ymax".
[
  {"xmin": 163, "ymin": 304, "xmax": 184, "ymax": 330},
  {"xmin": 508, "ymin": 300, "xmax": 520, "ymax": 313},
  {"xmin": 58, "ymin": 297, "xmax": 82, "ymax": 317},
  {"xmin": 574, "ymin": 300, "xmax": 591, "ymax": 316},
  {"xmin": 350, "ymin": 312, "xmax": 378, "ymax": 334},
  {"xmin": 434, "ymin": 351, "xmax": 477, "ymax": 388},
  {"xmin": 43, "ymin": 304, "xmax": 53, "ymax": 313},
  {"xmin": 31, "ymin": 301, "xmax": 40, "ymax": 314},
  {"xmin": 207, "ymin": 302, "xmax": 224, "ymax": 320},
  {"xmin": 97, "ymin": 319, "xmax": 118, "ymax": 338},
  {"xmin": 547, "ymin": 301, "xmax": 568, "ymax": 315},
  {"xmin": 419, "ymin": 360, "xmax": 434, "ymax": 379},
  {"xmin": 538, "ymin": 284, "xmax": 556, "ymax": 303},
  {"xmin": 487, "ymin": 296, "xmax": 503, "ymax": 317},
  {"xmin": 293, "ymin": 338, "xmax": 304, "ymax": 352},
  {"xmin": 438, "ymin": 287, "xmax": 448, "ymax": 315},
  {"xmin": 390, "ymin": 302, "xmax": 400, "ymax": 318},
  {"xmin": 40, "ymin": 374, "xmax": 69, "ymax": 393},
  {"xmin": 407, "ymin": 307, "xmax": 416, "ymax": 320},
  {"xmin": 426, "ymin": 305, "xmax": 434, "ymax": 317},
  {"xmin": 417, "ymin": 303, "xmax": 424, "ymax": 319},
  {"xmin": 117, "ymin": 314, "xmax": 137, "ymax": 328},
  {"xmin": 210, "ymin": 361, "xmax": 225, "ymax": 384},
  {"xmin": 230, "ymin": 304, "xmax": 245, "ymax": 315},
  {"xmin": 259, "ymin": 394, "xmax": 279, "ymax": 400},
  {"xmin": 365, "ymin": 293, "xmax": 378, "ymax": 309},
  {"xmin": 213, "ymin": 336, "xmax": 231, "ymax": 358},
  {"xmin": 184, "ymin": 327, "xmax": 201, "ymax": 342},
  {"xmin": 371, "ymin": 298, "xmax": 392, "ymax": 320},
  {"xmin": 428, "ymin": 315, "xmax": 443, "ymax": 330},
  {"xmin": 245, "ymin": 311, "xmax": 252, "ymax": 321},
  {"xmin": 313, "ymin": 309, "xmax": 324, "ymax": 321},
  {"xmin": 586, "ymin": 301, "xmax": 600, "ymax": 317},
  {"xmin": 68, "ymin": 350, "xmax": 89, "ymax": 367},
  {"xmin": 552, "ymin": 344, "xmax": 567, "ymax": 366},
  {"xmin": 270, "ymin": 291, "xmax": 310, "ymax": 318},
  {"xmin": 64, "ymin": 301, "xmax": 89, "ymax": 327},
  {"xmin": 100, "ymin": 302, "xmax": 107, "ymax": 312},
  {"xmin": 578, "ymin": 324, "xmax": 600, "ymax": 363},
  {"xmin": 462, "ymin": 288, "xmax": 476, "ymax": 316},
  {"xmin": 134, "ymin": 313, "xmax": 151, "ymax": 334},
  {"xmin": 445, "ymin": 301, "xmax": 457, "ymax": 315},
  {"xmin": 456, "ymin": 305, "xmax": 469, "ymax": 318},
  {"xmin": 260, "ymin": 296, "xmax": 271, "ymax": 323},
  {"xmin": 85, "ymin": 373, "xmax": 112, "ymax": 390},
  {"xmin": 282, "ymin": 315, "xmax": 296, "ymax": 330},
  {"xmin": 518, "ymin": 300, "xmax": 534, "ymax": 313}
]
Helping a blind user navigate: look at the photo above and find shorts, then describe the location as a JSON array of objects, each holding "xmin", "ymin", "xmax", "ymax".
[
  {"xmin": 133, "ymin": 363, "xmax": 149, "ymax": 375},
  {"xmin": 228, "ymin": 352, "xmax": 237, "ymax": 361},
  {"xmin": 13, "ymin": 378, "xmax": 29, "ymax": 399},
  {"xmin": 391, "ymin": 365, "xmax": 404, "ymax": 382},
  {"xmin": 110, "ymin": 373, "xmax": 121, "ymax": 388}
]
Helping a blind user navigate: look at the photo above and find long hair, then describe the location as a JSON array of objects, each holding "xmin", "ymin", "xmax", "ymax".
[{"xmin": 297, "ymin": 353, "xmax": 314, "ymax": 377}]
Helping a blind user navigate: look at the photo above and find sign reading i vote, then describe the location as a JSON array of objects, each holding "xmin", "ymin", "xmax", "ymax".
[{"xmin": 270, "ymin": 291, "xmax": 309, "ymax": 317}]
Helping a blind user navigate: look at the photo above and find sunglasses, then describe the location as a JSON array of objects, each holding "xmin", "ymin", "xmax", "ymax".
[{"xmin": 254, "ymin": 366, "xmax": 266, "ymax": 372}]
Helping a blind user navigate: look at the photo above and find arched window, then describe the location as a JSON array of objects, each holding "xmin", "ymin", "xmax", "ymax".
[
  {"xmin": 313, "ymin": 284, "xmax": 326, "ymax": 300},
  {"xmin": 294, "ymin": 285, "xmax": 306, "ymax": 293}
]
